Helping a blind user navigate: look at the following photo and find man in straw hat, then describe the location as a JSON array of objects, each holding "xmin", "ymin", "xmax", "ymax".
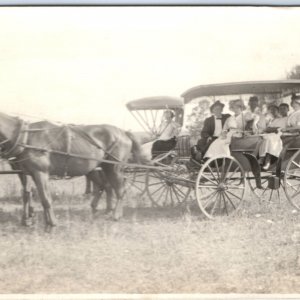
[{"xmin": 191, "ymin": 100, "xmax": 230, "ymax": 161}]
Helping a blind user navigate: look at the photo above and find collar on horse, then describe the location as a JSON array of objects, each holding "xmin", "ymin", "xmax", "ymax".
[{"xmin": 0, "ymin": 118, "xmax": 29, "ymax": 159}]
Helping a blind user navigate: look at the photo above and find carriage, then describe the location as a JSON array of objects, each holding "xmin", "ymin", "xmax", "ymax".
[
  {"xmin": 125, "ymin": 80, "xmax": 300, "ymax": 219},
  {"xmin": 2, "ymin": 80, "xmax": 300, "ymax": 226}
]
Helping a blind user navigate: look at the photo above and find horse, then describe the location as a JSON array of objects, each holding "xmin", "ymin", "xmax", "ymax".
[{"xmin": 0, "ymin": 112, "xmax": 146, "ymax": 226}]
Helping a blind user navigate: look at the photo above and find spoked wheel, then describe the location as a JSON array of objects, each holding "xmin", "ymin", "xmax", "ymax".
[
  {"xmin": 146, "ymin": 164, "xmax": 192, "ymax": 207},
  {"xmin": 248, "ymin": 170, "xmax": 285, "ymax": 204},
  {"xmin": 123, "ymin": 167, "xmax": 147, "ymax": 197},
  {"xmin": 283, "ymin": 149, "xmax": 300, "ymax": 210},
  {"xmin": 195, "ymin": 156, "xmax": 246, "ymax": 219}
]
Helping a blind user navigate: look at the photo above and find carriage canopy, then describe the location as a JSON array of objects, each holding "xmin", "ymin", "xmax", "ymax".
[
  {"xmin": 126, "ymin": 96, "xmax": 184, "ymax": 137},
  {"xmin": 181, "ymin": 80, "xmax": 300, "ymax": 103},
  {"xmin": 126, "ymin": 96, "xmax": 184, "ymax": 110}
]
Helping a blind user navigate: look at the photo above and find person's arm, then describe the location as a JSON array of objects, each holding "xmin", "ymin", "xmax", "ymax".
[{"xmin": 201, "ymin": 117, "xmax": 211, "ymax": 139}]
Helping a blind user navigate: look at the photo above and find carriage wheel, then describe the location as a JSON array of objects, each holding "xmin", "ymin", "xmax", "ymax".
[
  {"xmin": 195, "ymin": 156, "xmax": 245, "ymax": 219},
  {"xmin": 283, "ymin": 149, "xmax": 300, "ymax": 210},
  {"xmin": 123, "ymin": 168, "xmax": 147, "ymax": 197},
  {"xmin": 248, "ymin": 171, "xmax": 285, "ymax": 204},
  {"xmin": 146, "ymin": 165, "xmax": 192, "ymax": 207}
]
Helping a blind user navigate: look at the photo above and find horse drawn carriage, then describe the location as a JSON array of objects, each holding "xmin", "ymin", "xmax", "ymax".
[
  {"xmin": 1, "ymin": 80, "xmax": 300, "ymax": 226},
  {"xmin": 125, "ymin": 80, "xmax": 300, "ymax": 219}
]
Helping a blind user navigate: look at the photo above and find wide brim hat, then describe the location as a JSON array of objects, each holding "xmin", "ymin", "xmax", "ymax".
[
  {"xmin": 210, "ymin": 100, "xmax": 225, "ymax": 111},
  {"xmin": 230, "ymin": 99, "xmax": 246, "ymax": 110}
]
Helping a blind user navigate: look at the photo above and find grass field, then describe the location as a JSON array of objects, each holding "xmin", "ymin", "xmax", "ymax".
[{"xmin": 0, "ymin": 174, "xmax": 299, "ymax": 294}]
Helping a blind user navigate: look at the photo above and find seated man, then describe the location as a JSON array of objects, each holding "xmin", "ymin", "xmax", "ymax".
[{"xmin": 191, "ymin": 100, "xmax": 231, "ymax": 162}]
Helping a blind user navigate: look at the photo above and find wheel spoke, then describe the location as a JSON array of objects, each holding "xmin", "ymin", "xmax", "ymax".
[
  {"xmin": 225, "ymin": 166, "xmax": 240, "ymax": 183},
  {"xmin": 223, "ymin": 160, "xmax": 234, "ymax": 182},
  {"xmin": 221, "ymin": 192, "xmax": 229, "ymax": 216},
  {"xmin": 200, "ymin": 173, "xmax": 218, "ymax": 186},
  {"xmin": 286, "ymin": 181, "xmax": 299, "ymax": 192},
  {"xmin": 173, "ymin": 184, "xmax": 187, "ymax": 198},
  {"xmin": 171, "ymin": 185, "xmax": 182, "ymax": 203},
  {"xmin": 214, "ymin": 159, "xmax": 221, "ymax": 181},
  {"xmin": 226, "ymin": 189, "xmax": 243, "ymax": 201},
  {"xmin": 210, "ymin": 193, "xmax": 221, "ymax": 216},
  {"xmin": 292, "ymin": 160, "xmax": 300, "ymax": 169},
  {"xmin": 225, "ymin": 185, "xmax": 245, "ymax": 189},
  {"xmin": 223, "ymin": 190, "xmax": 237, "ymax": 210},
  {"xmin": 201, "ymin": 188, "xmax": 219, "ymax": 202},
  {"xmin": 206, "ymin": 164, "xmax": 219, "ymax": 183},
  {"xmin": 286, "ymin": 172, "xmax": 300, "ymax": 179},
  {"xmin": 164, "ymin": 186, "xmax": 170, "ymax": 206},
  {"xmin": 155, "ymin": 185, "xmax": 168, "ymax": 206},
  {"xmin": 150, "ymin": 183, "xmax": 166, "ymax": 196}
]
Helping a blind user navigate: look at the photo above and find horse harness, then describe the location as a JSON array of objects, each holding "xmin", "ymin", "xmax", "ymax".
[{"xmin": 0, "ymin": 118, "xmax": 120, "ymax": 164}]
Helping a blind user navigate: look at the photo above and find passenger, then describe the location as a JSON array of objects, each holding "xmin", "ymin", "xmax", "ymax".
[
  {"xmin": 244, "ymin": 96, "xmax": 261, "ymax": 133},
  {"xmin": 204, "ymin": 129, "xmax": 235, "ymax": 159},
  {"xmin": 204, "ymin": 99, "xmax": 247, "ymax": 159},
  {"xmin": 286, "ymin": 93, "xmax": 300, "ymax": 128},
  {"xmin": 223, "ymin": 99, "xmax": 248, "ymax": 134},
  {"xmin": 258, "ymin": 105, "xmax": 284, "ymax": 170},
  {"xmin": 279, "ymin": 103, "xmax": 289, "ymax": 119},
  {"xmin": 141, "ymin": 109, "xmax": 180, "ymax": 160},
  {"xmin": 191, "ymin": 100, "xmax": 231, "ymax": 162},
  {"xmin": 152, "ymin": 109, "xmax": 180, "ymax": 154}
]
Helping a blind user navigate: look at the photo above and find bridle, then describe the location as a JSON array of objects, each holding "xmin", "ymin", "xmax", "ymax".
[{"xmin": 0, "ymin": 118, "xmax": 29, "ymax": 159}]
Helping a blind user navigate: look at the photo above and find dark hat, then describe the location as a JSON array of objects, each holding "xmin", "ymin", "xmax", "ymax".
[
  {"xmin": 249, "ymin": 96, "xmax": 259, "ymax": 103},
  {"xmin": 291, "ymin": 93, "xmax": 300, "ymax": 102},
  {"xmin": 210, "ymin": 100, "xmax": 224, "ymax": 111}
]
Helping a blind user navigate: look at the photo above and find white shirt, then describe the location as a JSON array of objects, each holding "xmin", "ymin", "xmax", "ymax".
[
  {"xmin": 287, "ymin": 110, "xmax": 300, "ymax": 127},
  {"xmin": 213, "ymin": 117, "xmax": 223, "ymax": 137},
  {"xmin": 158, "ymin": 120, "xmax": 180, "ymax": 141}
]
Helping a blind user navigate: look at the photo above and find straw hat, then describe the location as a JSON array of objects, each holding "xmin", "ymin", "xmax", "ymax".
[{"xmin": 230, "ymin": 99, "xmax": 246, "ymax": 110}]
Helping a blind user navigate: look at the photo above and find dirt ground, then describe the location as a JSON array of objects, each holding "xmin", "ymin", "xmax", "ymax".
[{"xmin": 0, "ymin": 174, "xmax": 299, "ymax": 294}]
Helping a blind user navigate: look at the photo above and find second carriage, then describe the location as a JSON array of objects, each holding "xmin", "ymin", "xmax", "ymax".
[{"xmin": 125, "ymin": 80, "xmax": 300, "ymax": 218}]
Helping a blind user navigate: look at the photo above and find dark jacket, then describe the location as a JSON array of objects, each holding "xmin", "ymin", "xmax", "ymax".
[{"xmin": 201, "ymin": 114, "xmax": 231, "ymax": 139}]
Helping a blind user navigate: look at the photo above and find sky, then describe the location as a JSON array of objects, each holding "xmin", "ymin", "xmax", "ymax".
[{"xmin": 0, "ymin": 6, "xmax": 300, "ymax": 130}]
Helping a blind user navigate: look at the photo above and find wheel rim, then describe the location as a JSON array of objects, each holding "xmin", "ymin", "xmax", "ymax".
[
  {"xmin": 195, "ymin": 156, "xmax": 245, "ymax": 219},
  {"xmin": 146, "ymin": 166, "xmax": 191, "ymax": 207},
  {"xmin": 284, "ymin": 149, "xmax": 300, "ymax": 210}
]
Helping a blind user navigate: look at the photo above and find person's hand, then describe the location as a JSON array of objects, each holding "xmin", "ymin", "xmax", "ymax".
[{"xmin": 207, "ymin": 137, "xmax": 212, "ymax": 143}]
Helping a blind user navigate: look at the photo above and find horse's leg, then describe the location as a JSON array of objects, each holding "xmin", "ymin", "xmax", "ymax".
[
  {"xmin": 85, "ymin": 177, "xmax": 92, "ymax": 194},
  {"xmin": 32, "ymin": 171, "xmax": 57, "ymax": 227},
  {"xmin": 102, "ymin": 164, "xmax": 125, "ymax": 221},
  {"xmin": 87, "ymin": 170, "xmax": 113, "ymax": 214},
  {"xmin": 19, "ymin": 173, "xmax": 35, "ymax": 226}
]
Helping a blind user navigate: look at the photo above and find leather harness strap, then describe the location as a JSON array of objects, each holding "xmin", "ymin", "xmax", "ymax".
[{"xmin": 1, "ymin": 120, "xmax": 29, "ymax": 159}]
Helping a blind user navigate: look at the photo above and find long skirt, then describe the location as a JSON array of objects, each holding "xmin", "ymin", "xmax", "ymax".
[
  {"xmin": 259, "ymin": 133, "xmax": 283, "ymax": 158},
  {"xmin": 204, "ymin": 138, "xmax": 231, "ymax": 159}
]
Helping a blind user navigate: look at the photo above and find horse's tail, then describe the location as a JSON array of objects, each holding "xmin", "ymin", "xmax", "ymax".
[{"xmin": 125, "ymin": 131, "xmax": 151, "ymax": 165}]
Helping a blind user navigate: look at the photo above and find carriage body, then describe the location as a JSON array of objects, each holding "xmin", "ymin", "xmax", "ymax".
[{"xmin": 125, "ymin": 80, "xmax": 300, "ymax": 218}]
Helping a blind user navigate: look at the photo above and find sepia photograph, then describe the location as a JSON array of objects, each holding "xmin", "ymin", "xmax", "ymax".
[{"xmin": 0, "ymin": 5, "xmax": 300, "ymax": 298}]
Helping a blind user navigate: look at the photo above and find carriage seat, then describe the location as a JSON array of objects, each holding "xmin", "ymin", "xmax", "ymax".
[{"xmin": 151, "ymin": 135, "xmax": 191, "ymax": 158}]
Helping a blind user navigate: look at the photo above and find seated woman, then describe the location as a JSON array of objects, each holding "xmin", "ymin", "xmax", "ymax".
[
  {"xmin": 204, "ymin": 129, "xmax": 235, "ymax": 159},
  {"xmin": 141, "ymin": 109, "xmax": 180, "ymax": 160},
  {"xmin": 258, "ymin": 105, "xmax": 285, "ymax": 170}
]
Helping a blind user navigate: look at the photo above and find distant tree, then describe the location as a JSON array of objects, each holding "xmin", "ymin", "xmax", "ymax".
[{"xmin": 287, "ymin": 65, "xmax": 300, "ymax": 79}]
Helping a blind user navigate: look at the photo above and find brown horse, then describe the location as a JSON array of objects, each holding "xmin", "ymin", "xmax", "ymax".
[{"xmin": 0, "ymin": 112, "xmax": 146, "ymax": 226}]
